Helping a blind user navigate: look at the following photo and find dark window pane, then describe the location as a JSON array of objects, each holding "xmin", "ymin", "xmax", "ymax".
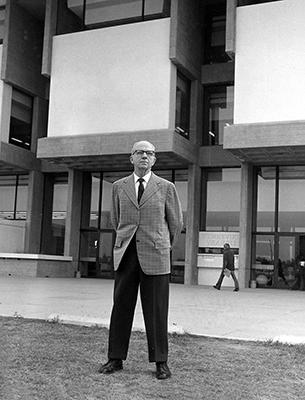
[
  {"xmin": 84, "ymin": 0, "xmax": 142, "ymax": 26},
  {"xmin": 66, "ymin": 0, "xmax": 170, "ymax": 29},
  {"xmin": 41, "ymin": 174, "xmax": 68, "ymax": 256},
  {"xmin": 0, "ymin": 5, "xmax": 5, "ymax": 44},
  {"xmin": 9, "ymin": 89, "xmax": 33, "ymax": 150},
  {"xmin": 203, "ymin": 85, "xmax": 234, "ymax": 145},
  {"xmin": 175, "ymin": 72, "xmax": 191, "ymax": 139},
  {"xmin": 204, "ymin": 3, "xmax": 229, "ymax": 64},
  {"xmin": 238, "ymin": 1, "xmax": 281, "ymax": 6}
]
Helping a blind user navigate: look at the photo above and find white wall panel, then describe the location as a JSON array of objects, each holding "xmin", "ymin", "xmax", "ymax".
[
  {"xmin": 48, "ymin": 19, "xmax": 172, "ymax": 137},
  {"xmin": 234, "ymin": 0, "xmax": 305, "ymax": 124}
]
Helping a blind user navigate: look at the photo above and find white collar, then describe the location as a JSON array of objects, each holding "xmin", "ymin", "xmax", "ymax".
[{"xmin": 133, "ymin": 171, "xmax": 152, "ymax": 184}]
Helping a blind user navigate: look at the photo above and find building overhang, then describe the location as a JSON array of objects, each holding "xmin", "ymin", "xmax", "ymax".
[
  {"xmin": 223, "ymin": 120, "xmax": 305, "ymax": 164},
  {"xmin": 0, "ymin": 142, "xmax": 41, "ymax": 174},
  {"xmin": 37, "ymin": 130, "xmax": 198, "ymax": 171}
]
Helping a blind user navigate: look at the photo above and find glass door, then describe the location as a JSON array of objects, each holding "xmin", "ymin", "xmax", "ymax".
[
  {"xmin": 79, "ymin": 172, "xmax": 118, "ymax": 278},
  {"xmin": 277, "ymin": 236, "xmax": 296, "ymax": 289}
]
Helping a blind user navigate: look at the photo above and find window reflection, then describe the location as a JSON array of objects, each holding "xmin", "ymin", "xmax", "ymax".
[
  {"xmin": 41, "ymin": 174, "xmax": 68, "ymax": 256},
  {"xmin": 9, "ymin": 89, "xmax": 33, "ymax": 150},
  {"xmin": 175, "ymin": 72, "xmax": 191, "ymax": 139},
  {"xmin": 66, "ymin": 0, "xmax": 170, "ymax": 30},
  {"xmin": 0, "ymin": 174, "xmax": 28, "ymax": 220},
  {"xmin": 203, "ymin": 85, "xmax": 234, "ymax": 145},
  {"xmin": 252, "ymin": 234, "xmax": 274, "ymax": 287},
  {"xmin": 256, "ymin": 167, "xmax": 276, "ymax": 232},
  {"xmin": 203, "ymin": 2, "xmax": 230, "ymax": 64},
  {"xmin": 205, "ymin": 168, "xmax": 241, "ymax": 231},
  {"xmin": 279, "ymin": 166, "xmax": 305, "ymax": 232},
  {"xmin": 253, "ymin": 165, "xmax": 305, "ymax": 289}
]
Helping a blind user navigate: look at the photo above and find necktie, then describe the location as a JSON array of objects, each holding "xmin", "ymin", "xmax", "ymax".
[{"xmin": 137, "ymin": 178, "xmax": 144, "ymax": 203}]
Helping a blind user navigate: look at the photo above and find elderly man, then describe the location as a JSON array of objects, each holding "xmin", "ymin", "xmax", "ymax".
[{"xmin": 98, "ymin": 140, "xmax": 183, "ymax": 379}]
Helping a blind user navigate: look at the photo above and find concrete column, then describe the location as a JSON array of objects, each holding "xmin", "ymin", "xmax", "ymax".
[
  {"xmin": 40, "ymin": 174, "xmax": 54, "ymax": 254},
  {"xmin": 184, "ymin": 163, "xmax": 201, "ymax": 285},
  {"xmin": 24, "ymin": 170, "xmax": 44, "ymax": 253},
  {"xmin": 238, "ymin": 162, "xmax": 254, "ymax": 288},
  {"xmin": 64, "ymin": 169, "xmax": 83, "ymax": 274}
]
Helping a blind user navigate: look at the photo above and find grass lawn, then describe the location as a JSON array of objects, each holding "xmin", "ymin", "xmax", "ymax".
[{"xmin": 0, "ymin": 316, "xmax": 305, "ymax": 400}]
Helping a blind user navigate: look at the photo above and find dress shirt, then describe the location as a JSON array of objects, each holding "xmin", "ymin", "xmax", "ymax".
[{"xmin": 134, "ymin": 171, "xmax": 151, "ymax": 198}]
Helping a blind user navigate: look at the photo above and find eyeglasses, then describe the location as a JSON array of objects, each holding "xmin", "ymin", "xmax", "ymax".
[{"xmin": 132, "ymin": 150, "xmax": 155, "ymax": 157}]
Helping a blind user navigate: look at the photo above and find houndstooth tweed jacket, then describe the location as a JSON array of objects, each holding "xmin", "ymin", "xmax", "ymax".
[{"xmin": 110, "ymin": 172, "xmax": 183, "ymax": 275}]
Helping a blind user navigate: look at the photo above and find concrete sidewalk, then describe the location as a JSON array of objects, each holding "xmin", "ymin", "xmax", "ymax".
[{"xmin": 0, "ymin": 277, "xmax": 305, "ymax": 343}]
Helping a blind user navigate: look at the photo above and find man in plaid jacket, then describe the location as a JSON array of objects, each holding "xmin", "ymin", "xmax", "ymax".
[{"xmin": 99, "ymin": 140, "xmax": 183, "ymax": 379}]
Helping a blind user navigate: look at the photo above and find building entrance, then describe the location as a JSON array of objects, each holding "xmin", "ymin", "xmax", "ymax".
[
  {"xmin": 253, "ymin": 234, "xmax": 305, "ymax": 289},
  {"xmin": 77, "ymin": 170, "xmax": 187, "ymax": 281},
  {"xmin": 253, "ymin": 166, "xmax": 305, "ymax": 289},
  {"xmin": 79, "ymin": 228, "xmax": 115, "ymax": 279}
]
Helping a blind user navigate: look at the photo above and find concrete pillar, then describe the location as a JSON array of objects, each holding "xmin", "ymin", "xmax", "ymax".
[
  {"xmin": 64, "ymin": 169, "xmax": 83, "ymax": 274},
  {"xmin": 40, "ymin": 174, "xmax": 54, "ymax": 254},
  {"xmin": 238, "ymin": 162, "xmax": 254, "ymax": 288},
  {"xmin": 24, "ymin": 170, "xmax": 44, "ymax": 253},
  {"xmin": 184, "ymin": 163, "xmax": 201, "ymax": 285}
]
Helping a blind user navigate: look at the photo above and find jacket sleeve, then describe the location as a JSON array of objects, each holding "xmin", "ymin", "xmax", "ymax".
[
  {"xmin": 110, "ymin": 183, "xmax": 119, "ymax": 230},
  {"xmin": 165, "ymin": 182, "xmax": 183, "ymax": 247}
]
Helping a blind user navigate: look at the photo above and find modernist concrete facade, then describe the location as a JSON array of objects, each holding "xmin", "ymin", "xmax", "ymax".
[{"xmin": 0, "ymin": 0, "xmax": 303, "ymax": 290}]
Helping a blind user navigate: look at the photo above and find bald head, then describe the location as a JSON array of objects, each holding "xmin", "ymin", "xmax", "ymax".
[{"xmin": 131, "ymin": 141, "xmax": 155, "ymax": 154}]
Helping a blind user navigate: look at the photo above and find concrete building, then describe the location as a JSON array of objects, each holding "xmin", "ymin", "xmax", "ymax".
[{"xmin": 0, "ymin": 0, "xmax": 303, "ymax": 290}]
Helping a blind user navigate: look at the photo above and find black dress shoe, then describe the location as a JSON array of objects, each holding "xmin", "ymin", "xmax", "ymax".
[
  {"xmin": 233, "ymin": 288, "xmax": 239, "ymax": 292},
  {"xmin": 156, "ymin": 362, "xmax": 171, "ymax": 380},
  {"xmin": 98, "ymin": 359, "xmax": 123, "ymax": 374},
  {"xmin": 213, "ymin": 285, "xmax": 220, "ymax": 290}
]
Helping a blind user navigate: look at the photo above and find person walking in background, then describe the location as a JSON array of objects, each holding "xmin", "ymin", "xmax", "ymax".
[
  {"xmin": 98, "ymin": 140, "xmax": 183, "ymax": 380},
  {"xmin": 213, "ymin": 243, "xmax": 239, "ymax": 292},
  {"xmin": 277, "ymin": 258, "xmax": 289, "ymax": 286}
]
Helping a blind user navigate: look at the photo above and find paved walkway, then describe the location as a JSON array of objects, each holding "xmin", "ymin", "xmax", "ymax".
[{"xmin": 0, "ymin": 277, "xmax": 305, "ymax": 343}]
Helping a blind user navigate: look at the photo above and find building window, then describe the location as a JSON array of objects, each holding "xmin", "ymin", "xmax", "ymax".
[
  {"xmin": 204, "ymin": 168, "xmax": 241, "ymax": 232},
  {"xmin": 203, "ymin": 2, "xmax": 230, "ymax": 64},
  {"xmin": 65, "ymin": 0, "xmax": 171, "ymax": 30},
  {"xmin": 0, "ymin": 175, "xmax": 28, "ymax": 220},
  {"xmin": 175, "ymin": 72, "xmax": 191, "ymax": 139},
  {"xmin": 203, "ymin": 85, "xmax": 234, "ymax": 146},
  {"xmin": 256, "ymin": 167, "xmax": 276, "ymax": 232},
  {"xmin": 253, "ymin": 165, "xmax": 305, "ymax": 289},
  {"xmin": 0, "ymin": 5, "xmax": 5, "ymax": 44},
  {"xmin": 238, "ymin": 1, "xmax": 281, "ymax": 6},
  {"xmin": 41, "ymin": 174, "xmax": 68, "ymax": 256},
  {"xmin": 9, "ymin": 89, "xmax": 33, "ymax": 150}
]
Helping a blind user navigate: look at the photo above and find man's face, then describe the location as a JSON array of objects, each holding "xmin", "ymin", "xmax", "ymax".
[{"xmin": 130, "ymin": 141, "xmax": 156, "ymax": 175}]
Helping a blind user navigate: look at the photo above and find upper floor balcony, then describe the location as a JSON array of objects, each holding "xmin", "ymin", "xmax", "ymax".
[
  {"xmin": 223, "ymin": 0, "xmax": 305, "ymax": 164},
  {"xmin": 37, "ymin": 17, "xmax": 197, "ymax": 170}
]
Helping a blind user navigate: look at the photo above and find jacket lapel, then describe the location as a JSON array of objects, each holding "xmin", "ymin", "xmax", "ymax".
[
  {"xmin": 122, "ymin": 174, "xmax": 138, "ymax": 208},
  {"xmin": 139, "ymin": 172, "xmax": 160, "ymax": 206}
]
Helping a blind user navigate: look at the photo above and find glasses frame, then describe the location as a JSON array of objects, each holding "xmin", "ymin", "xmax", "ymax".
[{"xmin": 132, "ymin": 150, "xmax": 156, "ymax": 157}]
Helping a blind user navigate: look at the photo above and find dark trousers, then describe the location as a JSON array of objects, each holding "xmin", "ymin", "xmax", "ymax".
[
  {"xmin": 215, "ymin": 269, "xmax": 239, "ymax": 290},
  {"xmin": 108, "ymin": 237, "xmax": 169, "ymax": 362}
]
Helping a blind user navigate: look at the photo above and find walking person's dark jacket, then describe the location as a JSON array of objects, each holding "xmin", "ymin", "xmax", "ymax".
[{"xmin": 223, "ymin": 248, "xmax": 235, "ymax": 271}]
